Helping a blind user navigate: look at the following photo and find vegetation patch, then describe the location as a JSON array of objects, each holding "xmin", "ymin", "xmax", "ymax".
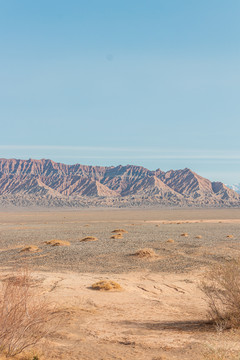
[
  {"xmin": 134, "ymin": 248, "xmax": 157, "ymax": 258},
  {"xmin": 20, "ymin": 245, "xmax": 40, "ymax": 253},
  {"xmin": 110, "ymin": 234, "xmax": 123, "ymax": 239},
  {"xmin": 181, "ymin": 233, "xmax": 189, "ymax": 237},
  {"xmin": 112, "ymin": 229, "xmax": 128, "ymax": 233},
  {"xmin": 80, "ymin": 236, "xmax": 98, "ymax": 242},
  {"xmin": 226, "ymin": 235, "xmax": 234, "ymax": 238},
  {"xmin": 195, "ymin": 235, "xmax": 202, "ymax": 239},
  {"xmin": 166, "ymin": 239, "xmax": 175, "ymax": 243},
  {"xmin": 91, "ymin": 280, "xmax": 122, "ymax": 291},
  {"xmin": 45, "ymin": 239, "xmax": 70, "ymax": 246}
]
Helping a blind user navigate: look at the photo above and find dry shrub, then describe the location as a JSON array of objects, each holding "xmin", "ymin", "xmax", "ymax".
[
  {"xmin": 80, "ymin": 236, "xmax": 98, "ymax": 242},
  {"xmin": 181, "ymin": 233, "xmax": 188, "ymax": 237},
  {"xmin": 20, "ymin": 246, "xmax": 40, "ymax": 253},
  {"xmin": 111, "ymin": 229, "xmax": 128, "ymax": 234},
  {"xmin": 226, "ymin": 235, "xmax": 234, "ymax": 238},
  {"xmin": 91, "ymin": 280, "xmax": 122, "ymax": 291},
  {"xmin": 201, "ymin": 260, "xmax": 240, "ymax": 330},
  {"xmin": 203, "ymin": 346, "xmax": 240, "ymax": 360},
  {"xmin": 0, "ymin": 268, "xmax": 58, "ymax": 357},
  {"xmin": 195, "ymin": 235, "xmax": 202, "ymax": 239},
  {"xmin": 110, "ymin": 234, "xmax": 123, "ymax": 239},
  {"xmin": 166, "ymin": 239, "xmax": 174, "ymax": 243},
  {"xmin": 134, "ymin": 248, "xmax": 157, "ymax": 258},
  {"xmin": 45, "ymin": 239, "xmax": 70, "ymax": 247}
]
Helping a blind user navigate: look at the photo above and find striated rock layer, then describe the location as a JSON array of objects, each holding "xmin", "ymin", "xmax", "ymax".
[{"xmin": 0, "ymin": 158, "xmax": 239, "ymax": 208}]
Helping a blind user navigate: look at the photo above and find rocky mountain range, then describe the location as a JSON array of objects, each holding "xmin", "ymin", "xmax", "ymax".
[{"xmin": 0, "ymin": 158, "xmax": 239, "ymax": 208}]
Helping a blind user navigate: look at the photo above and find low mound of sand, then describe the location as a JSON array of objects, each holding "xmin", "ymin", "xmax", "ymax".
[
  {"xmin": 134, "ymin": 248, "xmax": 157, "ymax": 258},
  {"xmin": 195, "ymin": 235, "xmax": 202, "ymax": 239},
  {"xmin": 112, "ymin": 229, "xmax": 128, "ymax": 234},
  {"xmin": 80, "ymin": 236, "xmax": 98, "ymax": 242},
  {"xmin": 91, "ymin": 280, "xmax": 122, "ymax": 291},
  {"xmin": 45, "ymin": 239, "xmax": 70, "ymax": 246},
  {"xmin": 181, "ymin": 233, "xmax": 189, "ymax": 237},
  {"xmin": 20, "ymin": 245, "xmax": 40, "ymax": 253},
  {"xmin": 166, "ymin": 239, "xmax": 175, "ymax": 243},
  {"xmin": 110, "ymin": 234, "xmax": 123, "ymax": 239}
]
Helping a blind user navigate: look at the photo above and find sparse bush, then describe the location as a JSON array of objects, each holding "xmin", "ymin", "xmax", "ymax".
[
  {"xmin": 201, "ymin": 260, "xmax": 240, "ymax": 330},
  {"xmin": 0, "ymin": 268, "xmax": 58, "ymax": 357}
]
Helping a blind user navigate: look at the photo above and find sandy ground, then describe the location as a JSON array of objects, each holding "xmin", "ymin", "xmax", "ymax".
[{"xmin": 0, "ymin": 208, "xmax": 240, "ymax": 359}]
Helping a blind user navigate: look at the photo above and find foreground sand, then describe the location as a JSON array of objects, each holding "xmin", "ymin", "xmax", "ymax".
[{"xmin": 1, "ymin": 208, "xmax": 240, "ymax": 359}]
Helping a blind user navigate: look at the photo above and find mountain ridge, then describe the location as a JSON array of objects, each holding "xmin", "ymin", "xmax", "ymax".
[{"xmin": 0, "ymin": 158, "xmax": 239, "ymax": 208}]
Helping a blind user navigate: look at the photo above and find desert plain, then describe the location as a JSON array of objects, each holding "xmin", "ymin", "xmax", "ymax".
[{"xmin": 1, "ymin": 208, "xmax": 240, "ymax": 359}]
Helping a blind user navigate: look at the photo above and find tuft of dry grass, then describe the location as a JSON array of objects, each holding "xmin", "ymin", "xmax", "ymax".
[
  {"xmin": 200, "ymin": 259, "xmax": 240, "ymax": 330},
  {"xmin": 110, "ymin": 234, "xmax": 123, "ymax": 239},
  {"xmin": 80, "ymin": 236, "xmax": 98, "ymax": 242},
  {"xmin": 181, "ymin": 233, "xmax": 189, "ymax": 237},
  {"xmin": 166, "ymin": 239, "xmax": 175, "ymax": 243},
  {"xmin": 45, "ymin": 239, "xmax": 70, "ymax": 246},
  {"xmin": 91, "ymin": 280, "xmax": 122, "ymax": 291},
  {"xmin": 20, "ymin": 245, "xmax": 40, "ymax": 253},
  {"xmin": 111, "ymin": 229, "xmax": 128, "ymax": 234},
  {"xmin": 134, "ymin": 248, "xmax": 157, "ymax": 258},
  {"xmin": 226, "ymin": 235, "xmax": 234, "ymax": 238},
  {"xmin": 195, "ymin": 235, "xmax": 202, "ymax": 239}
]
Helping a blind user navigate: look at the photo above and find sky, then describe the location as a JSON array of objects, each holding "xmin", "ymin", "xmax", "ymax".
[{"xmin": 0, "ymin": 0, "xmax": 240, "ymax": 184}]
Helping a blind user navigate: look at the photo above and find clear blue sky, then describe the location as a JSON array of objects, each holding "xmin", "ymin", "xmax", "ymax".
[{"xmin": 0, "ymin": 1, "xmax": 239, "ymax": 184}]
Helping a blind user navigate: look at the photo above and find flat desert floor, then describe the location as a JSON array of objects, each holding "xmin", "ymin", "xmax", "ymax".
[{"xmin": 1, "ymin": 208, "xmax": 240, "ymax": 359}]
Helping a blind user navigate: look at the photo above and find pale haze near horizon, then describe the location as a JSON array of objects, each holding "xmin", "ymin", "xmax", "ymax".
[{"xmin": 0, "ymin": 1, "xmax": 239, "ymax": 184}]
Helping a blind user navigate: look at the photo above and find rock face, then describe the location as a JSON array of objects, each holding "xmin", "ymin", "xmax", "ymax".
[{"xmin": 0, "ymin": 158, "xmax": 239, "ymax": 207}]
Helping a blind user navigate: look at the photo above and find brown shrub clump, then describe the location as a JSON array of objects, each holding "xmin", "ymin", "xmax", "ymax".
[
  {"xmin": 112, "ymin": 229, "xmax": 128, "ymax": 234},
  {"xmin": 0, "ymin": 268, "xmax": 58, "ymax": 357},
  {"xmin": 91, "ymin": 280, "xmax": 122, "ymax": 291},
  {"xmin": 195, "ymin": 235, "xmax": 202, "ymax": 239},
  {"xmin": 226, "ymin": 235, "xmax": 234, "ymax": 238},
  {"xmin": 45, "ymin": 239, "xmax": 70, "ymax": 246},
  {"xmin": 200, "ymin": 259, "xmax": 240, "ymax": 330},
  {"xmin": 134, "ymin": 248, "xmax": 157, "ymax": 258},
  {"xmin": 80, "ymin": 236, "xmax": 98, "ymax": 242},
  {"xmin": 110, "ymin": 234, "xmax": 123, "ymax": 239},
  {"xmin": 181, "ymin": 233, "xmax": 189, "ymax": 237},
  {"xmin": 166, "ymin": 239, "xmax": 175, "ymax": 243},
  {"xmin": 20, "ymin": 245, "xmax": 40, "ymax": 253}
]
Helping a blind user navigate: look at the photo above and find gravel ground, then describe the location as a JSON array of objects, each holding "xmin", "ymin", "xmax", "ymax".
[{"xmin": 0, "ymin": 209, "xmax": 240, "ymax": 273}]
